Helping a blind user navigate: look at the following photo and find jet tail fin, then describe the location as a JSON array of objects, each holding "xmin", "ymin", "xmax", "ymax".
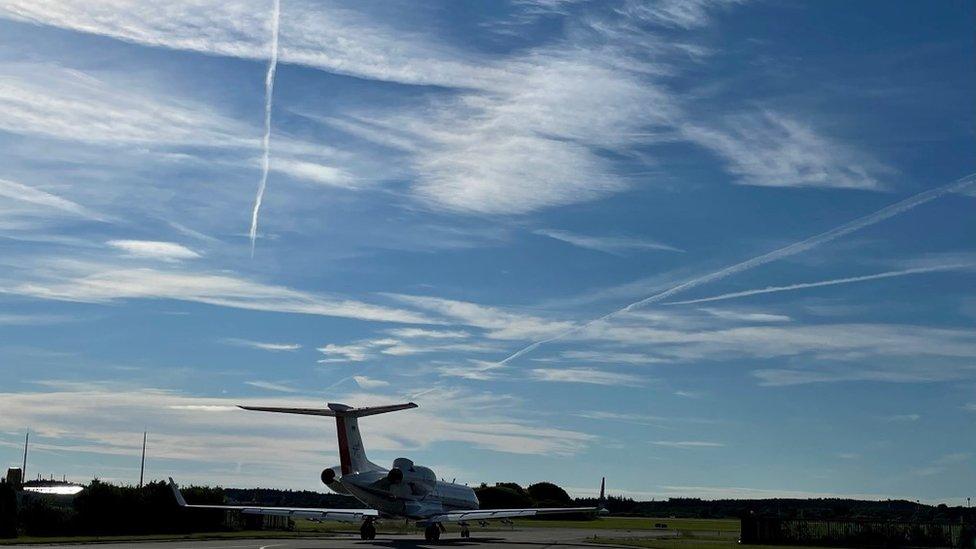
[
  {"xmin": 597, "ymin": 477, "xmax": 609, "ymax": 515},
  {"xmin": 168, "ymin": 477, "xmax": 187, "ymax": 507},
  {"xmin": 241, "ymin": 402, "xmax": 418, "ymax": 475}
]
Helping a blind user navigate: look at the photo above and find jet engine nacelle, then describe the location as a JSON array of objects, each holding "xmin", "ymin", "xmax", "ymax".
[
  {"xmin": 321, "ymin": 465, "xmax": 349, "ymax": 494},
  {"xmin": 388, "ymin": 458, "xmax": 436, "ymax": 495}
]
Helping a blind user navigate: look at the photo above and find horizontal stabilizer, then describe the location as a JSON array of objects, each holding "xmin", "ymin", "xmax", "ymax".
[
  {"xmin": 239, "ymin": 402, "xmax": 416, "ymax": 417},
  {"xmin": 238, "ymin": 405, "xmax": 337, "ymax": 416}
]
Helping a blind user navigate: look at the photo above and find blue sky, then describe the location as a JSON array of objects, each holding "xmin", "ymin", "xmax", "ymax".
[{"xmin": 0, "ymin": 0, "xmax": 973, "ymax": 504}]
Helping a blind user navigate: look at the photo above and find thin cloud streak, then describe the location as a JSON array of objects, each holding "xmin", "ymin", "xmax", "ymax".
[
  {"xmin": 244, "ymin": 380, "xmax": 299, "ymax": 393},
  {"xmin": 666, "ymin": 265, "xmax": 973, "ymax": 306},
  {"xmin": 529, "ymin": 368, "xmax": 644, "ymax": 386},
  {"xmin": 107, "ymin": 240, "xmax": 201, "ymax": 262},
  {"xmin": 1, "ymin": 261, "xmax": 436, "ymax": 324},
  {"xmin": 249, "ymin": 0, "xmax": 281, "ymax": 256},
  {"xmin": 534, "ymin": 228, "xmax": 683, "ymax": 255},
  {"xmin": 0, "ymin": 178, "xmax": 102, "ymax": 220},
  {"xmin": 652, "ymin": 440, "xmax": 724, "ymax": 448},
  {"xmin": 226, "ymin": 339, "xmax": 301, "ymax": 352},
  {"xmin": 497, "ymin": 173, "xmax": 976, "ymax": 365}
]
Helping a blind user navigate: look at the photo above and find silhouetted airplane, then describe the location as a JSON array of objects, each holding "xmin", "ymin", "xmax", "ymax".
[{"xmin": 171, "ymin": 401, "xmax": 606, "ymax": 541}]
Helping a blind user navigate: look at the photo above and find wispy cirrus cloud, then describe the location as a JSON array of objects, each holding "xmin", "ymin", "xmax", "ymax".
[
  {"xmin": 555, "ymin": 350, "xmax": 669, "ymax": 365},
  {"xmin": 582, "ymin": 319, "xmax": 976, "ymax": 363},
  {"xmin": 619, "ymin": 0, "xmax": 741, "ymax": 30},
  {"xmin": 0, "ymin": 64, "xmax": 252, "ymax": 148},
  {"xmin": 436, "ymin": 360, "xmax": 508, "ymax": 381},
  {"xmin": 1, "ymin": 0, "xmax": 891, "ymax": 221},
  {"xmin": 0, "ymin": 1, "xmax": 495, "ymax": 88},
  {"xmin": 271, "ymin": 158, "xmax": 355, "ymax": 189},
  {"xmin": 0, "ymin": 259, "xmax": 435, "ymax": 325},
  {"xmin": 652, "ymin": 440, "xmax": 724, "ymax": 448},
  {"xmin": 386, "ymin": 328, "xmax": 471, "ymax": 340},
  {"xmin": 497, "ymin": 174, "xmax": 976, "ymax": 365},
  {"xmin": 534, "ymin": 228, "xmax": 683, "ymax": 255},
  {"xmin": 529, "ymin": 368, "xmax": 645, "ymax": 386},
  {"xmin": 107, "ymin": 240, "xmax": 200, "ymax": 262},
  {"xmin": 0, "ymin": 177, "xmax": 104, "ymax": 227},
  {"xmin": 681, "ymin": 112, "xmax": 889, "ymax": 190},
  {"xmin": 388, "ymin": 294, "xmax": 574, "ymax": 340},
  {"xmin": 226, "ymin": 339, "xmax": 301, "ymax": 352},
  {"xmin": 244, "ymin": 380, "xmax": 300, "ymax": 393},
  {"xmin": 753, "ymin": 361, "xmax": 976, "ymax": 386},
  {"xmin": 699, "ymin": 308, "xmax": 790, "ymax": 323},
  {"xmin": 0, "ymin": 64, "xmax": 377, "ymax": 195},
  {"xmin": 317, "ymin": 341, "xmax": 382, "ymax": 363},
  {"xmin": 577, "ymin": 410, "xmax": 718, "ymax": 426},
  {"xmin": 0, "ymin": 313, "xmax": 75, "ymax": 325},
  {"xmin": 352, "ymin": 376, "xmax": 389, "ymax": 389},
  {"xmin": 317, "ymin": 335, "xmax": 498, "ymax": 364}
]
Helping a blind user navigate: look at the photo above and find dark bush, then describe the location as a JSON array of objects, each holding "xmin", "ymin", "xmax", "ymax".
[
  {"xmin": 527, "ymin": 482, "xmax": 571, "ymax": 507},
  {"xmin": 18, "ymin": 480, "xmax": 227, "ymax": 537},
  {"xmin": 475, "ymin": 484, "xmax": 532, "ymax": 509},
  {"xmin": 0, "ymin": 483, "xmax": 18, "ymax": 538}
]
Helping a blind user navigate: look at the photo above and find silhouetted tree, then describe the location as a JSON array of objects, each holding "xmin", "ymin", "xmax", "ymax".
[
  {"xmin": 475, "ymin": 484, "xmax": 532, "ymax": 509},
  {"xmin": 0, "ymin": 482, "xmax": 16, "ymax": 538},
  {"xmin": 527, "ymin": 482, "xmax": 571, "ymax": 507}
]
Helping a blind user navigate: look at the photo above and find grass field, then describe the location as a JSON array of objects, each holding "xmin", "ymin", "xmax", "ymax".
[
  {"xmin": 577, "ymin": 518, "xmax": 837, "ymax": 549},
  {"xmin": 590, "ymin": 537, "xmax": 834, "ymax": 549},
  {"xmin": 1, "ymin": 530, "xmax": 337, "ymax": 545},
  {"xmin": 511, "ymin": 516, "xmax": 740, "ymax": 532},
  {"xmin": 0, "ymin": 516, "xmax": 745, "ymax": 545}
]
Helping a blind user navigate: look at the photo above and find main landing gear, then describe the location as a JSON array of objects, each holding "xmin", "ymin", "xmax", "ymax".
[
  {"xmin": 459, "ymin": 523, "xmax": 471, "ymax": 538},
  {"xmin": 423, "ymin": 523, "xmax": 444, "ymax": 541},
  {"xmin": 360, "ymin": 518, "xmax": 377, "ymax": 540}
]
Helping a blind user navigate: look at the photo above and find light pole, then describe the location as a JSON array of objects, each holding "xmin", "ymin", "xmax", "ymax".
[{"xmin": 138, "ymin": 431, "xmax": 147, "ymax": 488}]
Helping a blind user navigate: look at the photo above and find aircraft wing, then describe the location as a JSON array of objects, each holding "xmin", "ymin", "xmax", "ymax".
[
  {"xmin": 168, "ymin": 478, "xmax": 377, "ymax": 522},
  {"xmin": 425, "ymin": 506, "xmax": 598, "ymax": 524}
]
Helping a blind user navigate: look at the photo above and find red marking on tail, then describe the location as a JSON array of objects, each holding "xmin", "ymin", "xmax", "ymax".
[{"xmin": 336, "ymin": 415, "xmax": 352, "ymax": 474}]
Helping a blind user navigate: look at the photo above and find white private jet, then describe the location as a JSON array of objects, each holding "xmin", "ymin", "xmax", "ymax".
[{"xmin": 169, "ymin": 402, "xmax": 605, "ymax": 541}]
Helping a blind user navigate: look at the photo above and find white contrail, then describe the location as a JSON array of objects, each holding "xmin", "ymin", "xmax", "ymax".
[
  {"xmin": 665, "ymin": 264, "xmax": 972, "ymax": 306},
  {"xmin": 497, "ymin": 173, "xmax": 976, "ymax": 365},
  {"xmin": 248, "ymin": 0, "xmax": 281, "ymax": 257}
]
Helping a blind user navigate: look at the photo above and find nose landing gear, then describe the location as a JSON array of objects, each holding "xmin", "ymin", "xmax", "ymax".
[
  {"xmin": 359, "ymin": 518, "xmax": 377, "ymax": 540},
  {"xmin": 423, "ymin": 523, "xmax": 441, "ymax": 541}
]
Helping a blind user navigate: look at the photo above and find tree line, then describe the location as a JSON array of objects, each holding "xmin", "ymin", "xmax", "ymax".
[
  {"xmin": 2, "ymin": 477, "xmax": 973, "ymax": 538},
  {"xmin": 1, "ymin": 479, "xmax": 227, "ymax": 537}
]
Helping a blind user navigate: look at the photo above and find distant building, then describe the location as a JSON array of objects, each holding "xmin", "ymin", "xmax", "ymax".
[{"xmin": 3, "ymin": 468, "xmax": 22, "ymax": 490}]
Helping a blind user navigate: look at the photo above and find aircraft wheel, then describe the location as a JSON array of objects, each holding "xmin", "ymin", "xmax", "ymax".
[
  {"xmin": 461, "ymin": 526, "xmax": 470, "ymax": 538},
  {"xmin": 424, "ymin": 524, "xmax": 437, "ymax": 541},
  {"xmin": 361, "ymin": 521, "xmax": 377, "ymax": 540}
]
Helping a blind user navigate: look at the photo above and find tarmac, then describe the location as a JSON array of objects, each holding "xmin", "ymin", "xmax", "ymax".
[{"xmin": 11, "ymin": 527, "xmax": 676, "ymax": 548}]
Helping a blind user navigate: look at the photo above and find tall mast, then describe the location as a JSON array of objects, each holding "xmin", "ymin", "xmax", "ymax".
[
  {"xmin": 138, "ymin": 431, "xmax": 147, "ymax": 488},
  {"xmin": 22, "ymin": 432, "xmax": 29, "ymax": 479}
]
